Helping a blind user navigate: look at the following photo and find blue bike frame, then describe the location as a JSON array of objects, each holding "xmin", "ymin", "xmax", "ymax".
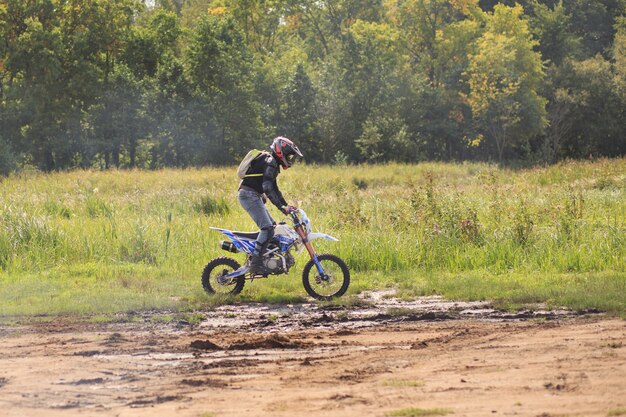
[{"xmin": 210, "ymin": 210, "xmax": 333, "ymax": 279}]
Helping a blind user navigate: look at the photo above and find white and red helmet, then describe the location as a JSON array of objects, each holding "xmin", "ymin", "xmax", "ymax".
[{"xmin": 270, "ymin": 136, "xmax": 303, "ymax": 169}]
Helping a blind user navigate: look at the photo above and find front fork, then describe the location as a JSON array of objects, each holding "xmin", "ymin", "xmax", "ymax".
[{"xmin": 295, "ymin": 224, "xmax": 326, "ymax": 276}]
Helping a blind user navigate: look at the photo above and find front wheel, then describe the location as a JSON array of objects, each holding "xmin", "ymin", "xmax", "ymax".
[
  {"xmin": 302, "ymin": 254, "xmax": 350, "ymax": 300},
  {"xmin": 202, "ymin": 256, "xmax": 245, "ymax": 295}
]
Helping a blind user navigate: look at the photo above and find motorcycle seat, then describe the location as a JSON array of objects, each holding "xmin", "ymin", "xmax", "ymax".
[{"xmin": 232, "ymin": 231, "xmax": 259, "ymax": 240}]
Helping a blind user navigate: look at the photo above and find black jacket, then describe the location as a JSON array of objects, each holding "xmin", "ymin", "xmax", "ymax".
[{"xmin": 239, "ymin": 153, "xmax": 288, "ymax": 211}]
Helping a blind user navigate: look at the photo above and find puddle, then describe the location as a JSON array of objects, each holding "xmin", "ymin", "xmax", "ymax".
[{"xmin": 193, "ymin": 292, "xmax": 587, "ymax": 334}]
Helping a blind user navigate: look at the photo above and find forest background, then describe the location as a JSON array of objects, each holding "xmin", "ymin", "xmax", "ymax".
[{"xmin": 1, "ymin": 0, "xmax": 625, "ymax": 174}]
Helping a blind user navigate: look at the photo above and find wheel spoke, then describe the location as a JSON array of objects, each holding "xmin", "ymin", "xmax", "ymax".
[
  {"xmin": 212, "ymin": 269, "xmax": 236, "ymax": 293},
  {"xmin": 202, "ymin": 257, "xmax": 244, "ymax": 296},
  {"xmin": 302, "ymin": 254, "xmax": 350, "ymax": 300}
]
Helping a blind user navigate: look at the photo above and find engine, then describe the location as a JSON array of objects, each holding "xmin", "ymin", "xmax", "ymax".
[
  {"xmin": 263, "ymin": 257, "xmax": 282, "ymax": 272},
  {"xmin": 262, "ymin": 252, "xmax": 295, "ymax": 274}
]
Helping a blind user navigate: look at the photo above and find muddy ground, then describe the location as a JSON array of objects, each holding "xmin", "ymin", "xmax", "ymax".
[{"xmin": 0, "ymin": 293, "xmax": 625, "ymax": 417}]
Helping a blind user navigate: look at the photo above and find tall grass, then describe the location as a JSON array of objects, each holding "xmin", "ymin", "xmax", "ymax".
[{"xmin": 0, "ymin": 159, "xmax": 624, "ymax": 315}]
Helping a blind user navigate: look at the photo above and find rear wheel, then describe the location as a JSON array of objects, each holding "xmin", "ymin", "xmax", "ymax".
[
  {"xmin": 302, "ymin": 254, "xmax": 350, "ymax": 300},
  {"xmin": 202, "ymin": 256, "xmax": 245, "ymax": 295}
]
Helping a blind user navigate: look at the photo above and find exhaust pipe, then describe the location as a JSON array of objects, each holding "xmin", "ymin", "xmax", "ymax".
[{"xmin": 220, "ymin": 240, "xmax": 239, "ymax": 253}]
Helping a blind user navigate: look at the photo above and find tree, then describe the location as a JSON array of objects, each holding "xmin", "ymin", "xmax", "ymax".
[
  {"xmin": 337, "ymin": 19, "xmax": 406, "ymax": 161},
  {"xmin": 88, "ymin": 65, "xmax": 147, "ymax": 168},
  {"xmin": 187, "ymin": 12, "xmax": 261, "ymax": 159},
  {"xmin": 465, "ymin": 4, "xmax": 547, "ymax": 162},
  {"xmin": 401, "ymin": 78, "xmax": 472, "ymax": 161},
  {"xmin": 0, "ymin": 0, "xmax": 624, "ymax": 172},
  {"xmin": 385, "ymin": 0, "xmax": 482, "ymax": 87},
  {"xmin": 0, "ymin": 133, "xmax": 17, "ymax": 176},
  {"xmin": 614, "ymin": 16, "xmax": 626, "ymax": 90},
  {"xmin": 566, "ymin": 0, "xmax": 625, "ymax": 59},
  {"xmin": 149, "ymin": 8, "xmax": 182, "ymax": 54},
  {"xmin": 155, "ymin": 0, "xmax": 184, "ymax": 16},
  {"xmin": 282, "ymin": 0, "xmax": 385, "ymax": 59},
  {"xmin": 313, "ymin": 59, "xmax": 355, "ymax": 162},
  {"xmin": 529, "ymin": 1, "xmax": 580, "ymax": 66},
  {"xmin": 121, "ymin": 9, "xmax": 182, "ymax": 78},
  {"xmin": 280, "ymin": 63, "xmax": 320, "ymax": 160},
  {"xmin": 384, "ymin": 0, "xmax": 481, "ymax": 160},
  {"xmin": 122, "ymin": 25, "xmax": 160, "ymax": 78},
  {"xmin": 146, "ymin": 57, "xmax": 223, "ymax": 167},
  {"xmin": 554, "ymin": 57, "xmax": 625, "ymax": 158},
  {"xmin": 0, "ymin": 0, "xmax": 140, "ymax": 170},
  {"xmin": 356, "ymin": 115, "xmax": 414, "ymax": 162},
  {"xmin": 227, "ymin": 0, "xmax": 288, "ymax": 54},
  {"xmin": 5, "ymin": 10, "xmax": 68, "ymax": 171}
]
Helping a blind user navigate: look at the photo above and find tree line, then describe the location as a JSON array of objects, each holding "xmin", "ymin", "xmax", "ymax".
[{"xmin": 1, "ymin": 0, "xmax": 624, "ymax": 174}]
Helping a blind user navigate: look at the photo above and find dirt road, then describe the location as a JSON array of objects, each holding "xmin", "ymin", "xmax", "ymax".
[{"xmin": 1, "ymin": 295, "xmax": 625, "ymax": 417}]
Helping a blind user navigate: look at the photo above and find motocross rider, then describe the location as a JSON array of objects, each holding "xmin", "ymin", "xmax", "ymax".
[{"xmin": 238, "ymin": 136, "xmax": 303, "ymax": 275}]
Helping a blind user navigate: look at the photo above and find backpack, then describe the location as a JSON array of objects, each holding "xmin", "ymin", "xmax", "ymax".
[{"xmin": 237, "ymin": 149, "xmax": 268, "ymax": 179}]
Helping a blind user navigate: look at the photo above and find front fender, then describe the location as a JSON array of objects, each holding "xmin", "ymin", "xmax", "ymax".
[{"xmin": 308, "ymin": 232, "xmax": 339, "ymax": 242}]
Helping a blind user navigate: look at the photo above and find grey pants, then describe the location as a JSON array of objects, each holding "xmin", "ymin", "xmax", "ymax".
[{"xmin": 238, "ymin": 189, "xmax": 275, "ymax": 255}]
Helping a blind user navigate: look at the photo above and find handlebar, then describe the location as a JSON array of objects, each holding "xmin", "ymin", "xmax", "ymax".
[{"xmin": 289, "ymin": 210, "xmax": 300, "ymax": 225}]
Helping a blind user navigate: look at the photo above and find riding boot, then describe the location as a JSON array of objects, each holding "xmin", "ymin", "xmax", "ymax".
[{"xmin": 248, "ymin": 252, "xmax": 268, "ymax": 275}]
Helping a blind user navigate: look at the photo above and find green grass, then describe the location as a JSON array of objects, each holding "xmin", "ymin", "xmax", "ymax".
[
  {"xmin": 382, "ymin": 379, "xmax": 425, "ymax": 388},
  {"xmin": 0, "ymin": 159, "xmax": 624, "ymax": 316},
  {"xmin": 386, "ymin": 408, "xmax": 450, "ymax": 417}
]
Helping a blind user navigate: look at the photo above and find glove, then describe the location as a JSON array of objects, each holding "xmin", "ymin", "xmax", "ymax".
[{"xmin": 281, "ymin": 205, "xmax": 297, "ymax": 214}]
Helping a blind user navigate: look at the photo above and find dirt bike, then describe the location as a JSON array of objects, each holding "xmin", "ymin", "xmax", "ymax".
[{"xmin": 202, "ymin": 209, "xmax": 350, "ymax": 300}]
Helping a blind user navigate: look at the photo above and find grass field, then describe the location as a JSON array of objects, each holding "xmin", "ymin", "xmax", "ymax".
[{"xmin": 0, "ymin": 159, "xmax": 624, "ymax": 316}]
